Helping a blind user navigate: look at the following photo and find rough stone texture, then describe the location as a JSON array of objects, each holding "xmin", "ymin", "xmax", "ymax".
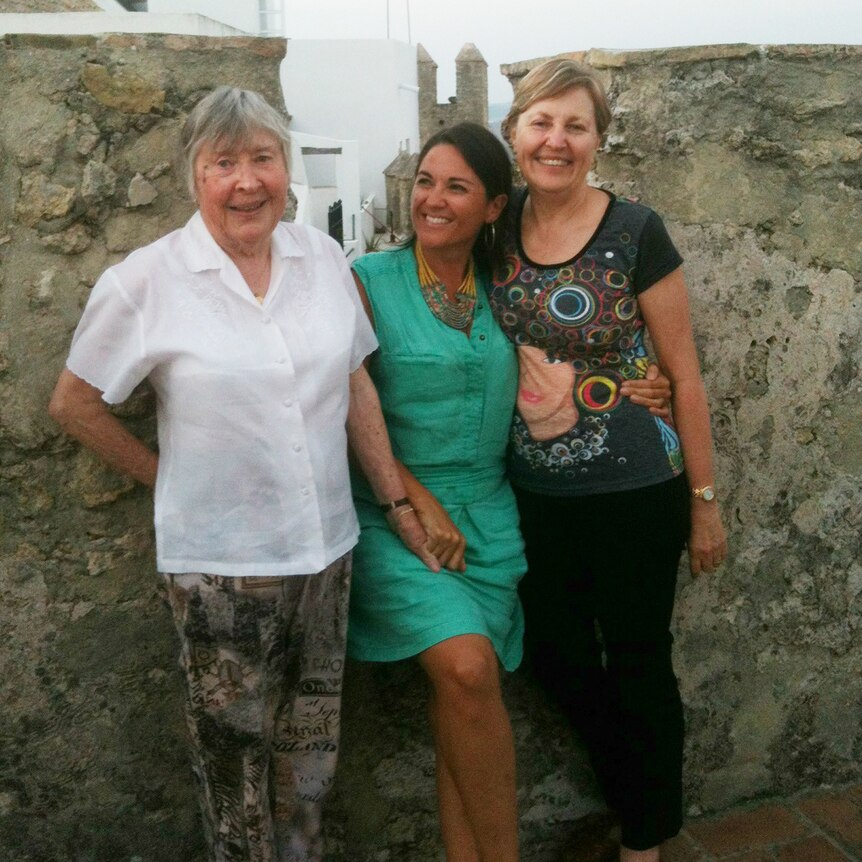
[
  {"xmin": 0, "ymin": 31, "xmax": 286, "ymax": 862},
  {"xmin": 417, "ymin": 41, "xmax": 489, "ymax": 146},
  {"xmin": 0, "ymin": 0, "xmax": 100, "ymax": 10},
  {"xmin": 383, "ymin": 149, "xmax": 418, "ymax": 236},
  {"xmin": 2, "ymin": 35, "xmax": 860, "ymax": 862},
  {"xmin": 503, "ymin": 42, "xmax": 862, "ymax": 820}
]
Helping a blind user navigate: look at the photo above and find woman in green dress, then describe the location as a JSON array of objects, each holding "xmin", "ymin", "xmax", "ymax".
[
  {"xmin": 349, "ymin": 123, "xmax": 520, "ymax": 862},
  {"xmin": 347, "ymin": 123, "xmax": 669, "ymax": 862}
]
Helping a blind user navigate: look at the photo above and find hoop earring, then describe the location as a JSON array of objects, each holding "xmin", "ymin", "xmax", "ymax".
[{"xmin": 484, "ymin": 220, "xmax": 497, "ymax": 249}]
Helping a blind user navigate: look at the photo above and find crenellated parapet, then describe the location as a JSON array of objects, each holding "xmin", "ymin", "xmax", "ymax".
[{"xmin": 417, "ymin": 41, "xmax": 488, "ymax": 145}]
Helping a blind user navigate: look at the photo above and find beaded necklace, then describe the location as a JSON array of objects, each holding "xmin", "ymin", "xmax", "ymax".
[{"xmin": 414, "ymin": 242, "xmax": 476, "ymax": 332}]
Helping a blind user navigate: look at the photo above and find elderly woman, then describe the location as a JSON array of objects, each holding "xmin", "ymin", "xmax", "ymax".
[
  {"xmin": 49, "ymin": 86, "xmax": 431, "ymax": 862},
  {"xmin": 489, "ymin": 60, "xmax": 728, "ymax": 861}
]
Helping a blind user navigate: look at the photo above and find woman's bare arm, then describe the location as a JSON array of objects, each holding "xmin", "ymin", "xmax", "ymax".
[
  {"xmin": 638, "ymin": 268, "xmax": 727, "ymax": 575},
  {"xmin": 347, "ymin": 364, "xmax": 440, "ymax": 573},
  {"xmin": 49, "ymin": 368, "xmax": 158, "ymax": 487}
]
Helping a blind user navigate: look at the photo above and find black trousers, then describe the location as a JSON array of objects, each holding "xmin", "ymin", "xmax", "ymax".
[{"xmin": 515, "ymin": 475, "xmax": 690, "ymax": 850}]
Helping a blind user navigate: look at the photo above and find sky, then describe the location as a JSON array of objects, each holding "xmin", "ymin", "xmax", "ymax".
[{"xmin": 284, "ymin": 0, "xmax": 862, "ymax": 104}]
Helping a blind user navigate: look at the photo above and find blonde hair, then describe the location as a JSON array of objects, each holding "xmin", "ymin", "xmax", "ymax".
[{"xmin": 502, "ymin": 58, "xmax": 612, "ymax": 144}]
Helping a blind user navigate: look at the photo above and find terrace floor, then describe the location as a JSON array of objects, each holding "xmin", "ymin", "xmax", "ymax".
[{"xmin": 559, "ymin": 783, "xmax": 862, "ymax": 862}]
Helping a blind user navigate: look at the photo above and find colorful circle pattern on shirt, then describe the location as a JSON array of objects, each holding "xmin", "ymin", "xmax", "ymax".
[{"xmin": 489, "ymin": 192, "xmax": 684, "ymax": 496}]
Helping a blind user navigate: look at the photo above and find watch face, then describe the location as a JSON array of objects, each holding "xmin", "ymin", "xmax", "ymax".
[{"xmin": 702, "ymin": 487, "xmax": 715, "ymax": 501}]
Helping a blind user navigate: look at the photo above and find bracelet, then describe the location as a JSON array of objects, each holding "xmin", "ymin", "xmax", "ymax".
[
  {"xmin": 394, "ymin": 506, "xmax": 415, "ymax": 520},
  {"xmin": 379, "ymin": 497, "xmax": 411, "ymax": 513}
]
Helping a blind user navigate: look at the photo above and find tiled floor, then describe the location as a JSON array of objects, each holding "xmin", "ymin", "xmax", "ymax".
[
  {"xmin": 663, "ymin": 785, "xmax": 862, "ymax": 861},
  {"xmin": 563, "ymin": 784, "xmax": 862, "ymax": 862}
]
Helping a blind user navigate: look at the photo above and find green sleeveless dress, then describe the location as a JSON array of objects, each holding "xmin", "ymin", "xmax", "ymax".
[{"xmin": 348, "ymin": 247, "xmax": 526, "ymax": 670}]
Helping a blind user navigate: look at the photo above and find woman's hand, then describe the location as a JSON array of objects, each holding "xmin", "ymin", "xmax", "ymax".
[
  {"xmin": 409, "ymin": 484, "xmax": 467, "ymax": 573},
  {"xmin": 385, "ymin": 505, "xmax": 441, "ymax": 573},
  {"xmin": 346, "ymin": 366, "xmax": 443, "ymax": 573},
  {"xmin": 620, "ymin": 363, "xmax": 672, "ymax": 417},
  {"xmin": 687, "ymin": 503, "xmax": 727, "ymax": 575}
]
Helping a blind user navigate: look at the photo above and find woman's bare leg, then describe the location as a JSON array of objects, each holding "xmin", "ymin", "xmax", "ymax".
[
  {"xmin": 419, "ymin": 634, "xmax": 518, "ymax": 862},
  {"xmin": 432, "ymin": 741, "xmax": 480, "ymax": 862}
]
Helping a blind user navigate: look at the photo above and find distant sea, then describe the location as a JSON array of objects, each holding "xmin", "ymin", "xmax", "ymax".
[{"xmin": 488, "ymin": 101, "xmax": 511, "ymax": 144}]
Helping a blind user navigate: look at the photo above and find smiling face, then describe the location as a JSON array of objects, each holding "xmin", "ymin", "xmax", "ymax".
[
  {"xmin": 194, "ymin": 129, "xmax": 288, "ymax": 259},
  {"xmin": 511, "ymin": 87, "xmax": 602, "ymax": 199},
  {"xmin": 410, "ymin": 143, "xmax": 507, "ymax": 259}
]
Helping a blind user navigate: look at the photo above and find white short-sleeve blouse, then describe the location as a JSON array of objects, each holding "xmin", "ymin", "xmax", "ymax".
[{"xmin": 66, "ymin": 212, "xmax": 378, "ymax": 577}]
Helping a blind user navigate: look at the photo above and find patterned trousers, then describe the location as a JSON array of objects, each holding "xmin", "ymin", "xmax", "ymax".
[{"xmin": 160, "ymin": 554, "xmax": 351, "ymax": 862}]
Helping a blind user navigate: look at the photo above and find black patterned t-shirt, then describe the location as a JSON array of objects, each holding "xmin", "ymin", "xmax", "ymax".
[{"xmin": 488, "ymin": 189, "xmax": 685, "ymax": 497}]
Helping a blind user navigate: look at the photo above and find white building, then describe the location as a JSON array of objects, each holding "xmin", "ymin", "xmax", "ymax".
[
  {"xmin": 281, "ymin": 38, "xmax": 420, "ymax": 241},
  {"xmin": 2, "ymin": 0, "xmax": 376, "ymax": 258},
  {"xmin": 91, "ymin": 0, "xmax": 282, "ymax": 36},
  {"xmin": 289, "ymin": 133, "xmax": 365, "ymax": 260},
  {"xmin": 0, "ymin": 8, "xmax": 243, "ymax": 37}
]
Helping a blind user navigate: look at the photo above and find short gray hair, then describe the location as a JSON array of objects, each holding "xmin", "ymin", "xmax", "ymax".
[{"xmin": 180, "ymin": 86, "xmax": 292, "ymax": 198}]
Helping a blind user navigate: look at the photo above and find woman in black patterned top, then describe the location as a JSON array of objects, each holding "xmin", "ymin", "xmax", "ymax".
[{"xmin": 489, "ymin": 59, "xmax": 727, "ymax": 862}]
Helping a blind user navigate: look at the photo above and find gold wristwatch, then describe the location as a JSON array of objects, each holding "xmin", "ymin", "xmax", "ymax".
[{"xmin": 691, "ymin": 486, "xmax": 716, "ymax": 502}]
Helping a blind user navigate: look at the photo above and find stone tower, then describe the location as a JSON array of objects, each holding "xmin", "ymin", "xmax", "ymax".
[
  {"xmin": 454, "ymin": 43, "xmax": 488, "ymax": 127},
  {"xmin": 417, "ymin": 41, "xmax": 489, "ymax": 145},
  {"xmin": 383, "ymin": 150, "xmax": 419, "ymax": 236},
  {"xmin": 417, "ymin": 43, "xmax": 440, "ymax": 146}
]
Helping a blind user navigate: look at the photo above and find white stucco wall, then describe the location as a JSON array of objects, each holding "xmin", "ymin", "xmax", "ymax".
[
  {"xmin": 91, "ymin": 0, "xmax": 280, "ymax": 35},
  {"xmin": 147, "ymin": 0, "xmax": 259, "ymax": 36},
  {"xmin": 290, "ymin": 132, "xmax": 363, "ymax": 260},
  {"xmin": 281, "ymin": 39, "xmax": 419, "ymax": 227},
  {"xmin": 0, "ymin": 11, "xmax": 243, "ymax": 36}
]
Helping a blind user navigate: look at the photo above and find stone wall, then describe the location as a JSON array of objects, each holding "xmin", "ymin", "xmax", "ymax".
[
  {"xmin": 0, "ymin": 31, "xmax": 285, "ymax": 862},
  {"xmin": 1, "ymin": 34, "xmax": 860, "ymax": 862},
  {"xmin": 503, "ymin": 44, "xmax": 862, "ymax": 812}
]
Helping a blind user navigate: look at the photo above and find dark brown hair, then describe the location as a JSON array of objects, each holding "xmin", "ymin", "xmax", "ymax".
[{"xmin": 413, "ymin": 122, "xmax": 512, "ymax": 274}]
